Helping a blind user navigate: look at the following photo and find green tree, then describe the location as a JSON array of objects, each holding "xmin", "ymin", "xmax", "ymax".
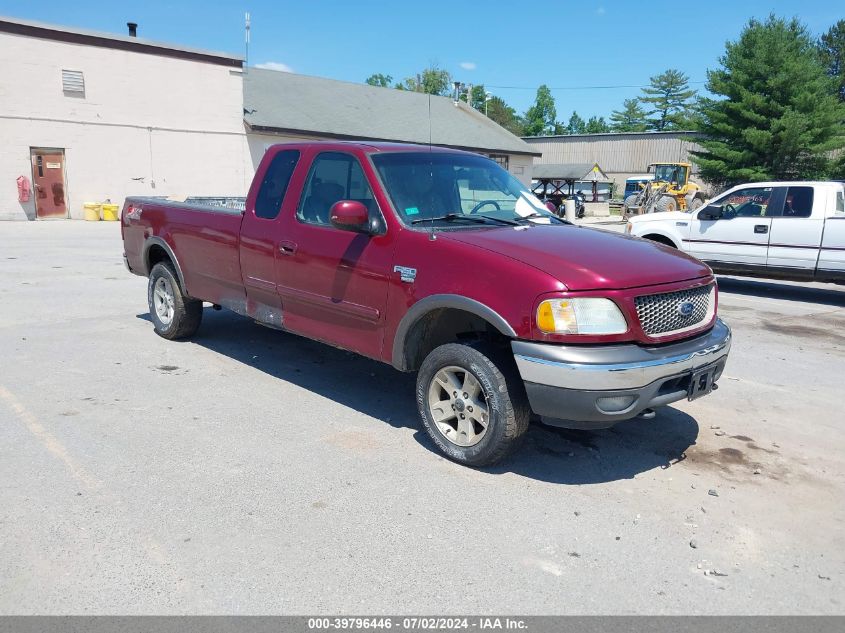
[
  {"xmin": 566, "ymin": 111, "xmax": 586, "ymax": 135},
  {"xmin": 585, "ymin": 116, "xmax": 611, "ymax": 133},
  {"xmin": 641, "ymin": 69, "xmax": 697, "ymax": 130},
  {"xmin": 693, "ymin": 15, "xmax": 845, "ymax": 185},
  {"xmin": 819, "ymin": 20, "xmax": 845, "ymax": 101},
  {"xmin": 460, "ymin": 84, "xmax": 488, "ymax": 110},
  {"xmin": 522, "ymin": 85, "xmax": 558, "ymax": 136},
  {"xmin": 365, "ymin": 73, "xmax": 393, "ymax": 88},
  {"xmin": 610, "ymin": 98, "xmax": 649, "ymax": 132},
  {"xmin": 485, "ymin": 96, "xmax": 524, "ymax": 135},
  {"xmin": 396, "ymin": 66, "xmax": 452, "ymax": 95}
]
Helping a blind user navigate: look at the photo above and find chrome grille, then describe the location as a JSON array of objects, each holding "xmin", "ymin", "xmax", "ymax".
[{"xmin": 634, "ymin": 284, "xmax": 713, "ymax": 336}]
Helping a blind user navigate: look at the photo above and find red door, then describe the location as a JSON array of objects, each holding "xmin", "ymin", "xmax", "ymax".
[
  {"xmin": 273, "ymin": 150, "xmax": 395, "ymax": 361},
  {"xmin": 31, "ymin": 149, "xmax": 68, "ymax": 219}
]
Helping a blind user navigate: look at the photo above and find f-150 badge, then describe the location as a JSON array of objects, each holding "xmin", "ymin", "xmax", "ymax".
[{"xmin": 393, "ymin": 265, "xmax": 417, "ymax": 283}]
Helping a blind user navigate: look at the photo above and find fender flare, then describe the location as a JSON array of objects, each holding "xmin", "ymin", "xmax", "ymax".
[
  {"xmin": 142, "ymin": 237, "xmax": 188, "ymax": 293},
  {"xmin": 391, "ymin": 294, "xmax": 517, "ymax": 371}
]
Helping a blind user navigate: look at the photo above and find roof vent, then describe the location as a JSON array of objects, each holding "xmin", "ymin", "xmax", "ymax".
[{"xmin": 127, "ymin": 22, "xmax": 137, "ymax": 37}]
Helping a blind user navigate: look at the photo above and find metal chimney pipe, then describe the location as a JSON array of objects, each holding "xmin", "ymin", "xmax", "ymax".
[{"xmin": 127, "ymin": 22, "xmax": 137, "ymax": 37}]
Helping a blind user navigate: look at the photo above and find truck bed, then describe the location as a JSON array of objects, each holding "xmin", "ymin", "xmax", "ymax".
[{"xmin": 122, "ymin": 196, "xmax": 247, "ymax": 308}]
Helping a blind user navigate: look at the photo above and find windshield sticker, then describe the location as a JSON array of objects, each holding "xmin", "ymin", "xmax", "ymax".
[{"xmin": 405, "ymin": 207, "xmax": 420, "ymax": 215}]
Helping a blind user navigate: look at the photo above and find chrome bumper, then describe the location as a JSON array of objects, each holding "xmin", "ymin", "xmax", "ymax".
[
  {"xmin": 513, "ymin": 319, "xmax": 731, "ymax": 391},
  {"xmin": 511, "ymin": 319, "xmax": 731, "ymax": 426}
]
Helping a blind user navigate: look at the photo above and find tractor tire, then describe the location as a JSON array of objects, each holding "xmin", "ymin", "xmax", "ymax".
[
  {"xmin": 688, "ymin": 197, "xmax": 704, "ymax": 212},
  {"xmin": 654, "ymin": 196, "xmax": 678, "ymax": 213},
  {"xmin": 623, "ymin": 194, "xmax": 639, "ymax": 218}
]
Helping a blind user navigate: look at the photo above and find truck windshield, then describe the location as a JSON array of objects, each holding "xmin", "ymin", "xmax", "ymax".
[{"xmin": 371, "ymin": 152, "xmax": 557, "ymax": 227}]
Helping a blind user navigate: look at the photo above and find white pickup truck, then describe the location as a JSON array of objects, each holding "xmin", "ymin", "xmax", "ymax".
[{"xmin": 626, "ymin": 181, "xmax": 845, "ymax": 284}]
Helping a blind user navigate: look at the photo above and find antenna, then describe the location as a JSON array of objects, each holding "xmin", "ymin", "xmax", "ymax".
[{"xmin": 244, "ymin": 12, "xmax": 251, "ymax": 68}]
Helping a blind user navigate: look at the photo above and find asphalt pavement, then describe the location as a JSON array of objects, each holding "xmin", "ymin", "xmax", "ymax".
[{"xmin": 1, "ymin": 221, "xmax": 843, "ymax": 614}]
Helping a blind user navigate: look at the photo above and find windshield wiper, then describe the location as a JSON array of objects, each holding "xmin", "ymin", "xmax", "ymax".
[
  {"xmin": 512, "ymin": 212, "xmax": 571, "ymax": 225},
  {"xmin": 410, "ymin": 213, "xmax": 519, "ymax": 226}
]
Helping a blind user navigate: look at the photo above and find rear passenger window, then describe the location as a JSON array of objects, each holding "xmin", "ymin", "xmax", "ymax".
[
  {"xmin": 783, "ymin": 187, "xmax": 814, "ymax": 218},
  {"xmin": 255, "ymin": 150, "xmax": 300, "ymax": 219},
  {"xmin": 297, "ymin": 152, "xmax": 376, "ymax": 226}
]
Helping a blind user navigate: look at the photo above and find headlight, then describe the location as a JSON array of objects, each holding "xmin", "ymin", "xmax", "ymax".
[{"xmin": 536, "ymin": 298, "xmax": 628, "ymax": 335}]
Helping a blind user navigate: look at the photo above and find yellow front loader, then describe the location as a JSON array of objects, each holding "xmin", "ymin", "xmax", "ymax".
[{"xmin": 622, "ymin": 163, "xmax": 706, "ymax": 217}]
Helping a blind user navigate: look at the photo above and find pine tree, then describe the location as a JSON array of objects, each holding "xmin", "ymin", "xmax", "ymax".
[
  {"xmin": 641, "ymin": 69, "xmax": 696, "ymax": 130},
  {"xmin": 610, "ymin": 98, "xmax": 649, "ymax": 132},
  {"xmin": 523, "ymin": 85, "xmax": 558, "ymax": 136},
  {"xmin": 566, "ymin": 111, "xmax": 586, "ymax": 135},
  {"xmin": 585, "ymin": 116, "xmax": 611, "ymax": 133},
  {"xmin": 693, "ymin": 15, "xmax": 845, "ymax": 185},
  {"xmin": 819, "ymin": 20, "xmax": 845, "ymax": 102}
]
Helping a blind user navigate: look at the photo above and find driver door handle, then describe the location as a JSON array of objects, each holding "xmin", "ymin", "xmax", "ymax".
[
  {"xmin": 754, "ymin": 225, "xmax": 768, "ymax": 234},
  {"xmin": 279, "ymin": 240, "xmax": 298, "ymax": 255}
]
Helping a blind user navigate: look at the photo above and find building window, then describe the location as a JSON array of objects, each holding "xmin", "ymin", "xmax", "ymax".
[
  {"xmin": 61, "ymin": 70, "xmax": 85, "ymax": 97},
  {"xmin": 489, "ymin": 154, "xmax": 509, "ymax": 170}
]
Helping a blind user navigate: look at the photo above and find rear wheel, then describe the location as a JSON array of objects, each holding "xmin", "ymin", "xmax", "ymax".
[
  {"xmin": 688, "ymin": 197, "xmax": 704, "ymax": 212},
  {"xmin": 416, "ymin": 342, "xmax": 530, "ymax": 467},
  {"xmin": 147, "ymin": 262, "xmax": 203, "ymax": 340}
]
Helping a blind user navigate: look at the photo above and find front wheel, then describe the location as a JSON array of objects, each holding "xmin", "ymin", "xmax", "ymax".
[
  {"xmin": 416, "ymin": 343, "xmax": 530, "ymax": 467},
  {"xmin": 147, "ymin": 262, "xmax": 203, "ymax": 340}
]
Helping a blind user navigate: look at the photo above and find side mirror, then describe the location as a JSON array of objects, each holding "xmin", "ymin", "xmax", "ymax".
[
  {"xmin": 330, "ymin": 200, "xmax": 370, "ymax": 233},
  {"xmin": 698, "ymin": 205, "xmax": 723, "ymax": 221}
]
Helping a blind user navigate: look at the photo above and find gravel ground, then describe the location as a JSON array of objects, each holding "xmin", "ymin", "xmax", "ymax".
[{"xmin": 1, "ymin": 221, "xmax": 843, "ymax": 614}]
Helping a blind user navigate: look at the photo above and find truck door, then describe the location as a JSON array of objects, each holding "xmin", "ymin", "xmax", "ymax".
[
  {"xmin": 239, "ymin": 148, "xmax": 302, "ymax": 326},
  {"xmin": 766, "ymin": 185, "xmax": 824, "ymax": 277},
  {"xmin": 686, "ymin": 185, "xmax": 777, "ymax": 267},
  {"xmin": 273, "ymin": 150, "xmax": 394, "ymax": 361}
]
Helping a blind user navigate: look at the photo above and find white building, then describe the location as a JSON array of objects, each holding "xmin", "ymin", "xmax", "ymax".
[
  {"xmin": 0, "ymin": 16, "xmax": 537, "ymax": 221},
  {"xmin": 0, "ymin": 16, "xmax": 248, "ymax": 220}
]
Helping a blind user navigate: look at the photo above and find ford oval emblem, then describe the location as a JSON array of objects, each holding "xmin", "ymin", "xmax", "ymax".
[{"xmin": 677, "ymin": 302, "xmax": 695, "ymax": 317}]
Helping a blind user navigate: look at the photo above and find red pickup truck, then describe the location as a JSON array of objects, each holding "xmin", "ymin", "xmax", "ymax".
[{"xmin": 122, "ymin": 141, "xmax": 731, "ymax": 466}]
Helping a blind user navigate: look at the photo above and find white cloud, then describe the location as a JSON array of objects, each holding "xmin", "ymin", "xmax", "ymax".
[
  {"xmin": 596, "ymin": 6, "xmax": 606, "ymax": 15},
  {"xmin": 459, "ymin": 61, "xmax": 476, "ymax": 71},
  {"xmin": 255, "ymin": 61, "xmax": 293, "ymax": 72}
]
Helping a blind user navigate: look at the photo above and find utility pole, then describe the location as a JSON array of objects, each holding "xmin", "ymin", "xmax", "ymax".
[{"xmin": 244, "ymin": 12, "xmax": 250, "ymax": 69}]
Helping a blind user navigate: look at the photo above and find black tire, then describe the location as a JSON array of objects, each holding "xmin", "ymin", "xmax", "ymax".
[
  {"xmin": 654, "ymin": 196, "xmax": 678, "ymax": 212},
  {"xmin": 416, "ymin": 342, "xmax": 530, "ymax": 467},
  {"xmin": 147, "ymin": 262, "xmax": 203, "ymax": 340},
  {"xmin": 688, "ymin": 197, "xmax": 704, "ymax": 212}
]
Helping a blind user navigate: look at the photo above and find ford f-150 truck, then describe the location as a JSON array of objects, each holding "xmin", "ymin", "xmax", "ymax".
[
  {"xmin": 627, "ymin": 181, "xmax": 845, "ymax": 284},
  {"xmin": 122, "ymin": 141, "xmax": 731, "ymax": 466}
]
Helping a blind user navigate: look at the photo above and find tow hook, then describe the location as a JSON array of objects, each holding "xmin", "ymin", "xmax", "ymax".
[{"xmin": 637, "ymin": 408, "xmax": 656, "ymax": 420}]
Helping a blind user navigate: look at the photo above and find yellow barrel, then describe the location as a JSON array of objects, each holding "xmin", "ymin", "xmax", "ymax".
[
  {"xmin": 102, "ymin": 203, "xmax": 119, "ymax": 221},
  {"xmin": 83, "ymin": 203, "xmax": 101, "ymax": 221}
]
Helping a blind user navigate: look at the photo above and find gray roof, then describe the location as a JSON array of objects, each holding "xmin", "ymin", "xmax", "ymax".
[
  {"xmin": 0, "ymin": 15, "xmax": 242, "ymax": 66},
  {"xmin": 243, "ymin": 69, "xmax": 539, "ymax": 156},
  {"xmin": 532, "ymin": 163, "xmax": 610, "ymax": 181}
]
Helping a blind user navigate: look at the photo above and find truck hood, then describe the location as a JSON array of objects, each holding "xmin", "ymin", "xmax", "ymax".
[{"xmin": 442, "ymin": 225, "xmax": 711, "ymax": 291}]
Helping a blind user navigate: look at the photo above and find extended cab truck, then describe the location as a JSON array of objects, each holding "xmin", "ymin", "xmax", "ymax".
[
  {"xmin": 122, "ymin": 142, "xmax": 731, "ymax": 466},
  {"xmin": 627, "ymin": 181, "xmax": 845, "ymax": 284}
]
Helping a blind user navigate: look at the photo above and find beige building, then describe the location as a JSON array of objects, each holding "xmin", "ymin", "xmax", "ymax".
[
  {"xmin": 1, "ymin": 16, "xmax": 537, "ymax": 221},
  {"xmin": 523, "ymin": 131, "xmax": 704, "ymax": 195}
]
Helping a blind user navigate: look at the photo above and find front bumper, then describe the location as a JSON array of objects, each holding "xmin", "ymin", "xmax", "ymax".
[{"xmin": 512, "ymin": 319, "xmax": 731, "ymax": 428}]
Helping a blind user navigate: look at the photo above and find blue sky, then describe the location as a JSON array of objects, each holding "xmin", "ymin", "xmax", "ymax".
[{"xmin": 1, "ymin": 0, "xmax": 840, "ymax": 121}]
